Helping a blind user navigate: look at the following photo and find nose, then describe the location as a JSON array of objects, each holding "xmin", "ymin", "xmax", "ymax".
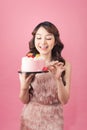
[{"xmin": 41, "ymin": 38, "xmax": 46, "ymax": 45}]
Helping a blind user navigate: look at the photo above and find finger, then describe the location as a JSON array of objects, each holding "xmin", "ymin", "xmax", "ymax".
[
  {"xmin": 61, "ymin": 67, "xmax": 65, "ymax": 72},
  {"xmin": 19, "ymin": 73, "xmax": 25, "ymax": 78},
  {"xmin": 49, "ymin": 61, "xmax": 59, "ymax": 66},
  {"xmin": 26, "ymin": 74, "xmax": 35, "ymax": 82},
  {"xmin": 48, "ymin": 65, "xmax": 56, "ymax": 71},
  {"xmin": 57, "ymin": 62, "xmax": 64, "ymax": 66},
  {"xmin": 19, "ymin": 73, "xmax": 26, "ymax": 82}
]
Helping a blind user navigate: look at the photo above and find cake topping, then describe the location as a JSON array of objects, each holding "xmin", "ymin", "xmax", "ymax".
[
  {"xmin": 26, "ymin": 53, "xmax": 40, "ymax": 58},
  {"xmin": 35, "ymin": 54, "xmax": 40, "ymax": 58},
  {"xmin": 26, "ymin": 53, "xmax": 35, "ymax": 58},
  {"xmin": 42, "ymin": 67, "xmax": 48, "ymax": 71}
]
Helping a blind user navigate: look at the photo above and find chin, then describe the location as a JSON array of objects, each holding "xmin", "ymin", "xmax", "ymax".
[{"xmin": 40, "ymin": 51, "xmax": 48, "ymax": 55}]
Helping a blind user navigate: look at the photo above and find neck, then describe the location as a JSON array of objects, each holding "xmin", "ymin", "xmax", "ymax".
[{"xmin": 40, "ymin": 53, "xmax": 51, "ymax": 64}]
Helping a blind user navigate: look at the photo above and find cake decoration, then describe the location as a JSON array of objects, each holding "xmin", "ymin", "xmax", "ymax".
[
  {"xmin": 26, "ymin": 53, "xmax": 35, "ymax": 58},
  {"xmin": 42, "ymin": 67, "xmax": 48, "ymax": 71},
  {"xmin": 20, "ymin": 53, "xmax": 48, "ymax": 73}
]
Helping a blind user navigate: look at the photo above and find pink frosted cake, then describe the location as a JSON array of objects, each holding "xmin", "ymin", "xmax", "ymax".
[{"xmin": 21, "ymin": 54, "xmax": 46, "ymax": 72}]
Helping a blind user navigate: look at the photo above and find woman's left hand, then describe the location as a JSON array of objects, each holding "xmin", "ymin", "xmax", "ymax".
[{"xmin": 47, "ymin": 61, "xmax": 65, "ymax": 79}]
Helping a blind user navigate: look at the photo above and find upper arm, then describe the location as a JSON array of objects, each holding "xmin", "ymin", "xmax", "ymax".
[{"xmin": 64, "ymin": 61, "xmax": 72, "ymax": 94}]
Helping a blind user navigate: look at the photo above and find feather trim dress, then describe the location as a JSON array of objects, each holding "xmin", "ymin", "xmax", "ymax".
[{"xmin": 20, "ymin": 72, "xmax": 64, "ymax": 130}]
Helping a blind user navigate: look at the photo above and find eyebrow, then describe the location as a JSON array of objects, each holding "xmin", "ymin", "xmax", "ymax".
[{"xmin": 36, "ymin": 33, "xmax": 53, "ymax": 36}]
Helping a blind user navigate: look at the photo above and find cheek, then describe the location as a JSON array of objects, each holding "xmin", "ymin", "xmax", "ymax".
[
  {"xmin": 50, "ymin": 42, "xmax": 55, "ymax": 49},
  {"xmin": 35, "ymin": 40, "xmax": 38, "ymax": 48},
  {"xmin": 34, "ymin": 41, "xmax": 40, "ymax": 52}
]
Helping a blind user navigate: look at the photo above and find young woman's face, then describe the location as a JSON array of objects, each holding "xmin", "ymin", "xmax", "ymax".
[{"xmin": 35, "ymin": 27, "xmax": 55, "ymax": 56}]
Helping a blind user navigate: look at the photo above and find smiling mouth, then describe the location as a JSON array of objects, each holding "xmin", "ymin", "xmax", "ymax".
[{"xmin": 39, "ymin": 45, "xmax": 48, "ymax": 50}]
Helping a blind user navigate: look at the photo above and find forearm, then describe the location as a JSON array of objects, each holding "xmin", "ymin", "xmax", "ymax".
[
  {"xmin": 19, "ymin": 88, "xmax": 30, "ymax": 104},
  {"xmin": 19, "ymin": 73, "xmax": 35, "ymax": 104},
  {"xmin": 57, "ymin": 78, "xmax": 70, "ymax": 105}
]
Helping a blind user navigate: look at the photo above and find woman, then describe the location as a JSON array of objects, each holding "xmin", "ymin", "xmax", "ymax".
[{"xmin": 19, "ymin": 21, "xmax": 71, "ymax": 130}]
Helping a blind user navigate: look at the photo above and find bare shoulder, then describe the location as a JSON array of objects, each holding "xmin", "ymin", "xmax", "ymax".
[
  {"xmin": 64, "ymin": 60, "xmax": 72, "ymax": 78},
  {"xmin": 65, "ymin": 60, "xmax": 71, "ymax": 70},
  {"xmin": 64, "ymin": 60, "xmax": 72, "ymax": 86}
]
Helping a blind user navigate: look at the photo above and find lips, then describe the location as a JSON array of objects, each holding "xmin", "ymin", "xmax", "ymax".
[{"xmin": 39, "ymin": 45, "xmax": 48, "ymax": 50}]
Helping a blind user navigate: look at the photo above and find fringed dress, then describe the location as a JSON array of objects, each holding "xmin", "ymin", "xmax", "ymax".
[{"xmin": 20, "ymin": 72, "xmax": 64, "ymax": 130}]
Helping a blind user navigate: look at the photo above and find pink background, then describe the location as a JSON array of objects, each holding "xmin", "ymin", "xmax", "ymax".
[{"xmin": 0, "ymin": 0, "xmax": 87, "ymax": 130}]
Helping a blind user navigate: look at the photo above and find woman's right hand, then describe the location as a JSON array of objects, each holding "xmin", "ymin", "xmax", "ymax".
[{"xmin": 19, "ymin": 73, "xmax": 35, "ymax": 90}]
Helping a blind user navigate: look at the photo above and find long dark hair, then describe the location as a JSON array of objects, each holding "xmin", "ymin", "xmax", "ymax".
[{"xmin": 27, "ymin": 21, "xmax": 66, "ymax": 85}]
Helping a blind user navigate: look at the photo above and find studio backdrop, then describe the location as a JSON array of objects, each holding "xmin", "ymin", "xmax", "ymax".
[{"xmin": 0, "ymin": 0, "xmax": 87, "ymax": 130}]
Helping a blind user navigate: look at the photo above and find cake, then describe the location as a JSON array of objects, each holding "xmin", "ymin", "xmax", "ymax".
[{"xmin": 21, "ymin": 53, "xmax": 47, "ymax": 72}]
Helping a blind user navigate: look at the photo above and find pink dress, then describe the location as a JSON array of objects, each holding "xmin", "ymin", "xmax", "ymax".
[{"xmin": 20, "ymin": 72, "xmax": 64, "ymax": 130}]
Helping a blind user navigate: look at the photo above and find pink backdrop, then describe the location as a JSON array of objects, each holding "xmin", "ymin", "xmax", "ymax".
[{"xmin": 0, "ymin": 0, "xmax": 87, "ymax": 130}]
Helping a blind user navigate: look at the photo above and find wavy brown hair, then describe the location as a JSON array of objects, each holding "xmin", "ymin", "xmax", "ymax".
[{"xmin": 27, "ymin": 21, "xmax": 66, "ymax": 85}]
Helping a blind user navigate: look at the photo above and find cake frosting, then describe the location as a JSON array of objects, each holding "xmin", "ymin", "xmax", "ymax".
[{"xmin": 21, "ymin": 55, "xmax": 46, "ymax": 72}]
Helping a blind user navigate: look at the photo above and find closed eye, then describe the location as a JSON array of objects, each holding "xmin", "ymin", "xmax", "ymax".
[
  {"xmin": 46, "ymin": 35, "xmax": 53, "ymax": 40},
  {"xmin": 36, "ymin": 37, "xmax": 41, "ymax": 40},
  {"xmin": 46, "ymin": 38, "xmax": 52, "ymax": 40}
]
